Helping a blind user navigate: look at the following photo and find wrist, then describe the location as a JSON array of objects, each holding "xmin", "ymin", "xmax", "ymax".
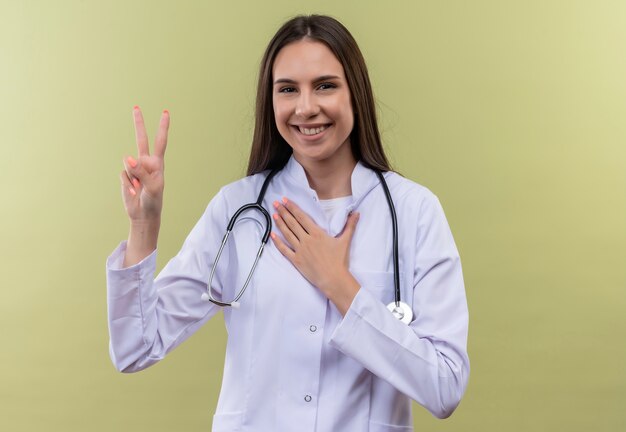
[
  {"xmin": 320, "ymin": 269, "xmax": 360, "ymax": 316},
  {"xmin": 123, "ymin": 219, "xmax": 160, "ymax": 268},
  {"xmin": 130, "ymin": 217, "xmax": 161, "ymax": 230}
]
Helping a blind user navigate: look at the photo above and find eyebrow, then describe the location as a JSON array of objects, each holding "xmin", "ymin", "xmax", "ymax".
[{"xmin": 273, "ymin": 75, "xmax": 341, "ymax": 85}]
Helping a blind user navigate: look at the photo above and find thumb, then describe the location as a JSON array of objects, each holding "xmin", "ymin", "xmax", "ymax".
[{"xmin": 339, "ymin": 211, "xmax": 360, "ymax": 242}]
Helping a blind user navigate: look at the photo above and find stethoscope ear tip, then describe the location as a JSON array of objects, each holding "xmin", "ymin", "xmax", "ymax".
[
  {"xmin": 200, "ymin": 292, "xmax": 210, "ymax": 302},
  {"xmin": 231, "ymin": 301, "xmax": 241, "ymax": 309}
]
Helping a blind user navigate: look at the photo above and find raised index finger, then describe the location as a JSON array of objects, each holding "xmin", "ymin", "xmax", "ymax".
[
  {"xmin": 154, "ymin": 109, "xmax": 170, "ymax": 158},
  {"xmin": 133, "ymin": 106, "xmax": 150, "ymax": 156}
]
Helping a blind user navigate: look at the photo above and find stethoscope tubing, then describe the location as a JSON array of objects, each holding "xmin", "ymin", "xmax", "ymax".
[
  {"xmin": 374, "ymin": 170, "xmax": 401, "ymax": 309},
  {"xmin": 201, "ymin": 169, "xmax": 278, "ymax": 307}
]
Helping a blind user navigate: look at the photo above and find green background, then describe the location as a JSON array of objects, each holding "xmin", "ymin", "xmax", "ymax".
[{"xmin": 1, "ymin": 0, "xmax": 624, "ymax": 430}]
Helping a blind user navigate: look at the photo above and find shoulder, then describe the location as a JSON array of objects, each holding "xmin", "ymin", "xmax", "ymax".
[
  {"xmin": 197, "ymin": 171, "xmax": 271, "ymax": 223},
  {"xmin": 383, "ymin": 171, "xmax": 442, "ymax": 215},
  {"xmin": 216, "ymin": 170, "xmax": 273, "ymax": 209},
  {"xmin": 383, "ymin": 172, "xmax": 457, "ymax": 249},
  {"xmin": 219, "ymin": 170, "xmax": 271, "ymax": 193}
]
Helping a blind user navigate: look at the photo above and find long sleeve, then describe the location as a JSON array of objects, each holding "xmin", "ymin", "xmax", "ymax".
[
  {"xmin": 106, "ymin": 190, "xmax": 231, "ymax": 373},
  {"xmin": 329, "ymin": 192, "xmax": 469, "ymax": 419}
]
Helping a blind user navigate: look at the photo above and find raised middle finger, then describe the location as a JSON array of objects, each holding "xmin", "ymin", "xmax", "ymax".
[
  {"xmin": 154, "ymin": 109, "xmax": 170, "ymax": 158},
  {"xmin": 133, "ymin": 106, "xmax": 150, "ymax": 156}
]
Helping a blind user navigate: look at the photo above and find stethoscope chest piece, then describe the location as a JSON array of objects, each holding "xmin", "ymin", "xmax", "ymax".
[{"xmin": 387, "ymin": 301, "xmax": 413, "ymax": 325}]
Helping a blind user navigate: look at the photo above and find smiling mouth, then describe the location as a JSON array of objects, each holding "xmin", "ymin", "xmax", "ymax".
[{"xmin": 296, "ymin": 124, "xmax": 331, "ymax": 136}]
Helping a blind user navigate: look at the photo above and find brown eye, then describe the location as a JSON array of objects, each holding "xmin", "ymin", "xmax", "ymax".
[{"xmin": 318, "ymin": 83, "xmax": 336, "ymax": 90}]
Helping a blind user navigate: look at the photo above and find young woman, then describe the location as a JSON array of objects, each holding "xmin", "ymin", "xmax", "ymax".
[{"xmin": 108, "ymin": 15, "xmax": 469, "ymax": 431}]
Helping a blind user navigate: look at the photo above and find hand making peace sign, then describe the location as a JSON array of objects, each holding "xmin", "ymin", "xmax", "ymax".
[{"xmin": 120, "ymin": 106, "xmax": 170, "ymax": 223}]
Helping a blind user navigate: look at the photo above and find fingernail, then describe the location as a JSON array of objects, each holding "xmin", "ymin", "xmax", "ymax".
[
  {"xmin": 273, "ymin": 200, "xmax": 279, "ymax": 209},
  {"xmin": 127, "ymin": 156, "xmax": 137, "ymax": 168},
  {"xmin": 163, "ymin": 109, "xmax": 169, "ymax": 115},
  {"xmin": 133, "ymin": 105, "xmax": 140, "ymax": 110},
  {"xmin": 282, "ymin": 197, "xmax": 288, "ymax": 204},
  {"xmin": 128, "ymin": 187, "xmax": 136, "ymax": 196},
  {"xmin": 132, "ymin": 178, "xmax": 140, "ymax": 189},
  {"xmin": 270, "ymin": 232, "xmax": 276, "ymax": 240},
  {"xmin": 273, "ymin": 213, "xmax": 279, "ymax": 220}
]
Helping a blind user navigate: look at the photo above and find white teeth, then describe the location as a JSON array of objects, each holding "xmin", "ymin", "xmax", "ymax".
[{"xmin": 298, "ymin": 125, "xmax": 327, "ymax": 136}]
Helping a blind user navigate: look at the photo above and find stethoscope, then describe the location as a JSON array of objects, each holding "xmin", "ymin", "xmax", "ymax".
[{"xmin": 200, "ymin": 167, "xmax": 414, "ymax": 325}]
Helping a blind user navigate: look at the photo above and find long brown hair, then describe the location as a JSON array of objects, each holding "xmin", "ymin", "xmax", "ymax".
[{"xmin": 246, "ymin": 15, "xmax": 391, "ymax": 176}]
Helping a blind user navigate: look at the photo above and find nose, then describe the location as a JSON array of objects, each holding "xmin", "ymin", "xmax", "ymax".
[{"xmin": 295, "ymin": 90, "xmax": 320, "ymax": 118}]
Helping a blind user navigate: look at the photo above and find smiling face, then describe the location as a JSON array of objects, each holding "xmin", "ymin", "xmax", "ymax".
[{"xmin": 272, "ymin": 39, "xmax": 355, "ymax": 168}]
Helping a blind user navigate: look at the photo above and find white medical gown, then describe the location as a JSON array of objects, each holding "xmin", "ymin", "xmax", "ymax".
[{"xmin": 106, "ymin": 156, "xmax": 470, "ymax": 431}]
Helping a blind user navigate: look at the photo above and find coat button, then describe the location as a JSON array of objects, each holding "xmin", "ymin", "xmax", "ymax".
[
  {"xmin": 304, "ymin": 395, "xmax": 312, "ymax": 402},
  {"xmin": 309, "ymin": 325, "xmax": 317, "ymax": 333}
]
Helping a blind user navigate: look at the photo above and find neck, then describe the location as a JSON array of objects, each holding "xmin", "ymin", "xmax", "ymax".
[{"xmin": 295, "ymin": 150, "xmax": 357, "ymax": 200}]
